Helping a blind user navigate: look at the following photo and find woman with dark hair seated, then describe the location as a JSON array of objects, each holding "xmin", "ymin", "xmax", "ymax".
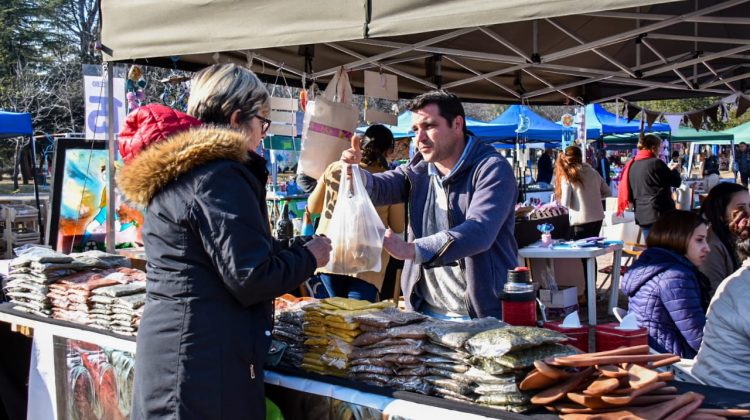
[
  {"xmin": 693, "ymin": 208, "xmax": 750, "ymax": 390},
  {"xmin": 620, "ymin": 210, "xmax": 711, "ymax": 358},
  {"xmin": 699, "ymin": 182, "xmax": 750, "ymax": 296}
]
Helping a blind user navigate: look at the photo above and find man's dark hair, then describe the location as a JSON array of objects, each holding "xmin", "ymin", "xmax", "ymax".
[{"xmin": 406, "ymin": 90, "xmax": 468, "ymax": 138}]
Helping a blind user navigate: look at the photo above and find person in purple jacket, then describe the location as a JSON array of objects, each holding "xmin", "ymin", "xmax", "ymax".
[
  {"xmin": 620, "ymin": 210, "xmax": 711, "ymax": 358},
  {"xmin": 342, "ymin": 90, "xmax": 518, "ymax": 320}
]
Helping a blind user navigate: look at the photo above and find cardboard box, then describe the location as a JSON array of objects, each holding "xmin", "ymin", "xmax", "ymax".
[
  {"xmin": 540, "ymin": 286, "xmax": 579, "ymax": 320},
  {"xmin": 539, "ymin": 286, "xmax": 577, "ymax": 307}
]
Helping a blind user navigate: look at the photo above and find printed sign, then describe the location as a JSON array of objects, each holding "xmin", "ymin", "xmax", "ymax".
[{"xmin": 84, "ymin": 74, "xmax": 126, "ymax": 140}]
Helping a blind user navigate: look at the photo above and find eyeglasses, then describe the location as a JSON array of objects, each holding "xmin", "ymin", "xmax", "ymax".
[{"xmin": 255, "ymin": 115, "xmax": 272, "ymax": 134}]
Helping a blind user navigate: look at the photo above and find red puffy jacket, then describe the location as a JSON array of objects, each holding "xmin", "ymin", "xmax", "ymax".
[{"xmin": 118, "ymin": 104, "xmax": 202, "ymax": 164}]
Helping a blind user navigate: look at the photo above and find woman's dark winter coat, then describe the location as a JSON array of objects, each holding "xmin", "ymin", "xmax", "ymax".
[
  {"xmin": 620, "ymin": 247, "xmax": 707, "ymax": 358},
  {"xmin": 118, "ymin": 124, "xmax": 317, "ymax": 419}
]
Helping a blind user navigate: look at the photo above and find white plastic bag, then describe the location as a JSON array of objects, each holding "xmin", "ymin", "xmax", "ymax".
[
  {"xmin": 323, "ymin": 165, "xmax": 386, "ymax": 274},
  {"xmin": 298, "ymin": 67, "xmax": 358, "ymax": 179}
]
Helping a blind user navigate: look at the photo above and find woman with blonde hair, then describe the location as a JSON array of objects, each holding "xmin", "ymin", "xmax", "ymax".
[
  {"xmin": 118, "ymin": 63, "xmax": 331, "ymax": 419},
  {"xmin": 554, "ymin": 146, "xmax": 611, "ymax": 240}
]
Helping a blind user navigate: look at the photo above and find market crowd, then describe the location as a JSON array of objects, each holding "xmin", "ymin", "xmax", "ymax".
[
  {"xmin": 4, "ymin": 62, "xmax": 748, "ymax": 419},
  {"xmin": 116, "ymin": 64, "xmax": 747, "ymax": 416}
]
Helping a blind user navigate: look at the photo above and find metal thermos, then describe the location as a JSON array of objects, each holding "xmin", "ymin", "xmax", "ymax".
[{"xmin": 501, "ymin": 267, "xmax": 537, "ymax": 326}]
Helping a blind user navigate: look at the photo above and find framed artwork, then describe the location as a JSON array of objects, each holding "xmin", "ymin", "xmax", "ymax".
[
  {"xmin": 46, "ymin": 139, "xmax": 144, "ymax": 253},
  {"xmin": 53, "ymin": 336, "xmax": 135, "ymax": 419}
]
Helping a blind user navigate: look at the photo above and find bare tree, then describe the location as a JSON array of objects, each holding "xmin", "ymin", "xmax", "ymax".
[{"xmin": 45, "ymin": 0, "xmax": 100, "ymax": 63}]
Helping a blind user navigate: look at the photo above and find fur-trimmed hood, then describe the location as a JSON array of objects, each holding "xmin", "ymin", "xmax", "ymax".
[{"xmin": 117, "ymin": 127, "xmax": 250, "ymax": 206}]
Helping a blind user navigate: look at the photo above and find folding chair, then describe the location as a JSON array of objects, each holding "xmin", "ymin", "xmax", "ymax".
[{"xmin": 598, "ymin": 227, "xmax": 645, "ymax": 293}]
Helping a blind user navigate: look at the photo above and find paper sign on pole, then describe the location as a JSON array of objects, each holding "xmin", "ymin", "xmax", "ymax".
[
  {"xmin": 365, "ymin": 108, "xmax": 398, "ymax": 126},
  {"xmin": 268, "ymin": 97, "xmax": 298, "ymax": 137},
  {"xmin": 270, "ymin": 96, "xmax": 299, "ymax": 111},
  {"xmin": 364, "ymin": 71, "xmax": 398, "ymax": 101},
  {"xmin": 83, "ymin": 73, "xmax": 126, "ymax": 140}
]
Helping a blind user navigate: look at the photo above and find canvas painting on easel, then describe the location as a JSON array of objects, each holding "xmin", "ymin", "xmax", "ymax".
[{"xmin": 47, "ymin": 139, "xmax": 144, "ymax": 253}]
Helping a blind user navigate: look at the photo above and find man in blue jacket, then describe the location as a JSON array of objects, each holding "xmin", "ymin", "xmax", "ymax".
[{"xmin": 342, "ymin": 91, "xmax": 517, "ymax": 320}]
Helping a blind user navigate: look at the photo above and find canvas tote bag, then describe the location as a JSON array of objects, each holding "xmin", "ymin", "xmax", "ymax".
[{"xmin": 297, "ymin": 67, "xmax": 358, "ymax": 180}]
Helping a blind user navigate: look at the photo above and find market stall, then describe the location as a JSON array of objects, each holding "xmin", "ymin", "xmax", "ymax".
[
  {"xmin": 23, "ymin": 0, "xmax": 747, "ymax": 417},
  {"xmin": 3, "ymin": 298, "xmax": 750, "ymax": 420}
]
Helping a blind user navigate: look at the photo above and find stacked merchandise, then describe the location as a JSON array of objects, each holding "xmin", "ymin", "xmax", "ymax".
[
  {"xmin": 301, "ymin": 297, "xmax": 393, "ymax": 377},
  {"xmin": 68, "ymin": 250, "xmax": 132, "ymax": 270},
  {"xmin": 347, "ymin": 307, "xmax": 433, "ymax": 394},
  {"xmin": 422, "ymin": 318, "xmax": 508, "ymax": 402},
  {"xmin": 3, "ymin": 248, "xmax": 79, "ymax": 317},
  {"xmin": 458, "ymin": 326, "xmax": 577, "ymax": 412},
  {"xmin": 87, "ymin": 269, "xmax": 147, "ymax": 336},
  {"xmin": 48, "ymin": 269, "xmax": 122, "ymax": 324},
  {"xmin": 272, "ymin": 295, "xmax": 315, "ymax": 368}
]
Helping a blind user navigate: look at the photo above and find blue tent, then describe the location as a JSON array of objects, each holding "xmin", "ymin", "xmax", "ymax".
[
  {"xmin": 357, "ymin": 111, "xmax": 517, "ymax": 142},
  {"xmin": 490, "ymin": 105, "xmax": 598, "ymax": 141},
  {"xmin": 0, "ymin": 111, "xmax": 33, "ymax": 139},
  {"xmin": 585, "ymin": 103, "xmax": 670, "ymax": 136},
  {"xmin": 0, "ymin": 110, "xmax": 42, "ymax": 231}
]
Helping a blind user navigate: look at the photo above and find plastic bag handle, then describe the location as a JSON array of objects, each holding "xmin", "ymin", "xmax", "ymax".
[{"xmin": 335, "ymin": 164, "xmax": 363, "ymax": 199}]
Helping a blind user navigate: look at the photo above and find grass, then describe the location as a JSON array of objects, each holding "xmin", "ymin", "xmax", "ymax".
[{"xmin": 0, "ymin": 179, "xmax": 50, "ymax": 196}]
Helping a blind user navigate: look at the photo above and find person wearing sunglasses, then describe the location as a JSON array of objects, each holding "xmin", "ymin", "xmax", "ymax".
[{"xmin": 118, "ymin": 63, "xmax": 331, "ymax": 419}]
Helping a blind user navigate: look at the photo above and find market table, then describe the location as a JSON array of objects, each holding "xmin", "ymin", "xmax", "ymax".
[
  {"xmin": 518, "ymin": 242, "xmax": 623, "ymax": 326},
  {"xmin": 2, "ymin": 303, "xmax": 749, "ymax": 419}
]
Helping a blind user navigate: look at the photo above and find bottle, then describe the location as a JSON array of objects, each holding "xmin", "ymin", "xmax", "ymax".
[
  {"xmin": 501, "ymin": 267, "xmax": 537, "ymax": 327},
  {"xmin": 275, "ymin": 202, "xmax": 294, "ymax": 240}
]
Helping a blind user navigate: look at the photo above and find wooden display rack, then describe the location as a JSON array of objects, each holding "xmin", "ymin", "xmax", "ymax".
[{"xmin": 1, "ymin": 204, "xmax": 41, "ymax": 258}]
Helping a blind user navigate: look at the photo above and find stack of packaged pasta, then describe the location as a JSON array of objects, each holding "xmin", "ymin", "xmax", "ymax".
[
  {"xmin": 272, "ymin": 295, "xmax": 315, "ymax": 368},
  {"xmin": 301, "ymin": 298, "xmax": 393, "ymax": 377},
  {"xmin": 4, "ymin": 248, "xmax": 81, "ymax": 317},
  {"xmin": 346, "ymin": 307, "xmax": 434, "ymax": 394},
  {"xmin": 87, "ymin": 269, "xmax": 147, "ymax": 336},
  {"xmin": 456, "ymin": 326, "xmax": 576, "ymax": 413}
]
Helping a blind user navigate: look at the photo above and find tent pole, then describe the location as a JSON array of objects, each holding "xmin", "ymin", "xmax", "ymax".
[
  {"xmin": 29, "ymin": 135, "xmax": 42, "ymax": 240},
  {"xmin": 105, "ymin": 63, "xmax": 116, "ymax": 253}
]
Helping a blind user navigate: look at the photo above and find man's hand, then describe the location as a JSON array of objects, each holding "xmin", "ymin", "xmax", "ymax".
[
  {"xmin": 382, "ymin": 229, "xmax": 416, "ymax": 260},
  {"xmin": 341, "ymin": 134, "xmax": 362, "ymax": 165},
  {"xmin": 729, "ymin": 208, "xmax": 750, "ymax": 239},
  {"xmin": 304, "ymin": 236, "xmax": 332, "ymax": 267}
]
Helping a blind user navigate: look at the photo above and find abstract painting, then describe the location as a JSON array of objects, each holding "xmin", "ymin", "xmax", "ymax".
[{"xmin": 47, "ymin": 139, "xmax": 144, "ymax": 253}]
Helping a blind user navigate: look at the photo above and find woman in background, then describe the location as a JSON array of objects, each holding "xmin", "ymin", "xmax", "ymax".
[
  {"xmin": 307, "ymin": 124, "xmax": 405, "ymax": 302},
  {"xmin": 620, "ymin": 210, "xmax": 710, "ymax": 358},
  {"xmin": 699, "ymin": 182, "xmax": 750, "ymax": 296},
  {"xmin": 554, "ymin": 146, "xmax": 611, "ymax": 240}
]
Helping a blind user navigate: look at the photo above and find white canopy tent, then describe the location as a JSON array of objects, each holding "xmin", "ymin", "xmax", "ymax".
[{"xmin": 98, "ymin": 0, "xmax": 750, "ymax": 250}]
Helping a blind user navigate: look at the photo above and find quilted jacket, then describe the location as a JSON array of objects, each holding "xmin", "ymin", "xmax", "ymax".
[{"xmin": 620, "ymin": 247, "xmax": 707, "ymax": 358}]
